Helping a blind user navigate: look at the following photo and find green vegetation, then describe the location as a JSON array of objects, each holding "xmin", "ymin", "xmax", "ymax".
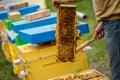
[
  {"xmin": 0, "ymin": 47, "xmax": 19, "ymax": 80},
  {"xmin": 0, "ymin": 0, "xmax": 110, "ymax": 79}
]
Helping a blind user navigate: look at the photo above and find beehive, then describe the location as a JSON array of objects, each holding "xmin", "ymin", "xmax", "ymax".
[
  {"xmin": 17, "ymin": 39, "xmax": 88, "ymax": 80},
  {"xmin": 56, "ymin": 5, "xmax": 76, "ymax": 62}
]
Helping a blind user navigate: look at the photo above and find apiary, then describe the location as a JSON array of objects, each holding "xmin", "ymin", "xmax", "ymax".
[{"xmin": 0, "ymin": 2, "xmax": 104, "ymax": 80}]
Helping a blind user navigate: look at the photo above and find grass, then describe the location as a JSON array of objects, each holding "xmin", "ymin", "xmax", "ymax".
[
  {"xmin": 0, "ymin": 0, "xmax": 110, "ymax": 79},
  {"xmin": 0, "ymin": 45, "xmax": 19, "ymax": 80}
]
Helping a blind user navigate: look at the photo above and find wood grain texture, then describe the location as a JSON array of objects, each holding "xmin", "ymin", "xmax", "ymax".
[
  {"xmin": 25, "ymin": 9, "xmax": 50, "ymax": 21},
  {"xmin": 8, "ymin": 2, "xmax": 28, "ymax": 10},
  {"xmin": 8, "ymin": 11, "xmax": 21, "ymax": 20}
]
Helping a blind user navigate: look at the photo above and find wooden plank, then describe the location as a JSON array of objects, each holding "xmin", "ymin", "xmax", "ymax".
[
  {"xmin": 56, "ymin": 5, "xmax": 76, "ymax": 62},
  {"xmin": 0, "ymin": 5, "xmax": 4, "ymax": 11},
  {"xmin": 25, "ymin": 9, "xmax": 50, "ymax": 21},
  {"xmin": 8, "ymin": 11, "xmax": 21, "ymax": 20},
  {"xmin": 8, "ymin": 2, "xmax": 28, "ymax": 10}
]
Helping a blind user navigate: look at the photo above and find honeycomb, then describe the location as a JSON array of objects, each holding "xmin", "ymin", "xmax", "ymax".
[{"xmin": 56, "ymin": 5, "xmax": 76, "ymax": 62}]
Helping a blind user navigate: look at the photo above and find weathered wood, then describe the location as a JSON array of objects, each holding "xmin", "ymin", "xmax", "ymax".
[
  {"xmin": 25, "ymin": 9, "xmax": 50, "ymax": 21},
  {"xmin": 0, "ymin": 5, "xmax": 4, "ymax": 11},
  {"xmin": 56, "ymin": 5, "xmax": 76, "ymax": 62},
  {"xmin": 8, "ymin": 2, "xmax": 28, "ymax": 10},
  {"xmin": 8, "ymin": 11, "xmax": 21, "ymax": 20}
]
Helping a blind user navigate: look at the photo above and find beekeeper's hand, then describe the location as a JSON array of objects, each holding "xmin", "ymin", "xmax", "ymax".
[
  {"xmin": 52, "ymin": 0, "xmax": 61, "ymax": 8},
  {"xmin": 93, "ymin": 22, "xmax": 104, "ymax": 40}
]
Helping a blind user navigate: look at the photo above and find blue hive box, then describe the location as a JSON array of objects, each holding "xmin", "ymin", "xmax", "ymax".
[
  {"xmin": 0, "ymin": 4, "xmax": 40, "ymax": 20},
  {"xmin": 11, "ymin": 13, "xmax": 57, "ymax": 33},
  {"xmin": 19, "ymin": 22, "xmax": 89, "ymax": 44}
]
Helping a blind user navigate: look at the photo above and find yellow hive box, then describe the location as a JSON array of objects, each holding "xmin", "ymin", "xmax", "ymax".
[
  {"xmin": 17, "ymin": 44, "xmax": 41, "ymax": 61},
  {"xmin": 0, "ymin": 20, "xmax": 5, "ymax": 31},
  {"xmin": 13, "ymin": 63, "xmax": 22, "ymax": 75},
  {"xmin": 8, "ymin": 41, "xmax": 18, "ymax": 62},
  {"xmin": 1, "ymin": 40, "xmax": 11, "ymax": 62},
  {"xmin": 7, "ymin": 41, "xmax": 23, "ymax": 74},
  {"xmin": 2, "ymin": 40, "xmax": 21, "ymax": 74},
  {"xmin": 17, "ymin": 39, "xmax": 88, "ymax": 80}
]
